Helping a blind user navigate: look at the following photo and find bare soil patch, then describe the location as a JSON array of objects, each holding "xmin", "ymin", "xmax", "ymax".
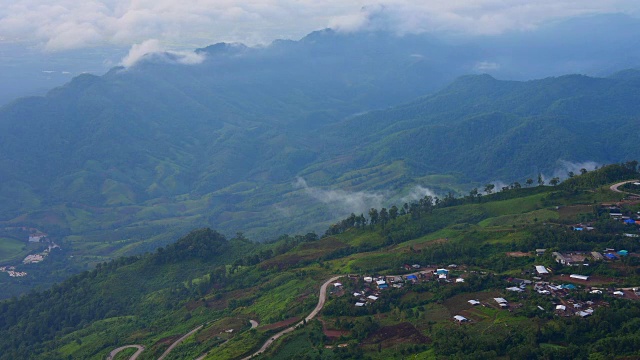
[
  {"xmin": 506, "ymin": 251, "xmax": 531, "ymax": 257},
  {"xmin": 362, "ymin": 323, "xmax": 430, "ymax": 348},
  {"xmin": 558, "ymin": 205, "xmax": 594, "ymax": 221}
]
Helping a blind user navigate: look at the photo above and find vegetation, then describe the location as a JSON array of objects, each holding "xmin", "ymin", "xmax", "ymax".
[{"xmin": 0, "ymin": 165, "xmax": 640, "ymax": 359}]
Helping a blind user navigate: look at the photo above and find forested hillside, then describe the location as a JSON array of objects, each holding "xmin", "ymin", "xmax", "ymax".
[
  {"xmin": 1, "ymin": 25, "xmax": 640, "ymax": 298},
  {"xmin": 2, "ymin": 165, "xmax": 640, "ymax": 359}
]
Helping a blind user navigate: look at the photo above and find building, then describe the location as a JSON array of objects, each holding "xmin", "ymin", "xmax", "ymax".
[
  {"xmin": 453, "ymin": 315, "xmax": 468, "ymax": 323},
  {"xmin": 494, "ymin": 298, "xmax": 508, "ymax": 308},
  {"xmin": 591, "ymin": 252, "xmax": 604, "ymax": 261},
  {"xmin": 570, "ymin": 274, "xmax": 589, "ymax": 281},
  {"xmin": 536, "ymin": 249, "xmax": 547, "ymax": 256},
  {"xmin": 468, "ymin": 300, "xmax": 480, "ymax": 306},
  {"xmin": 535, "ymin": 265, "xmax": 549, "ymax": 275}
]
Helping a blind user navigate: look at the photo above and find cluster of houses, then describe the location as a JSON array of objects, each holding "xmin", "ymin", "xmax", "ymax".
[
  {"xmin": 23, "ymin": 254, "xmax": 45, "ymax": 264},
  {"xmin": 552, "ymin": 249, "xmax": 630, "ymax": 266},
  {"xmin": 0, "ymin": 266, "xmax": 27, "ymax": 277},
  {"xmin": 351, "ymin": 267, "xmax": 467, "ymax": 307}
]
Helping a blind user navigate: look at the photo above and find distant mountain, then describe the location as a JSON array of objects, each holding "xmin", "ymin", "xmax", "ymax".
[{"xmin": 319, "ymin": 73, "xmax": 640, "ymax": 182}]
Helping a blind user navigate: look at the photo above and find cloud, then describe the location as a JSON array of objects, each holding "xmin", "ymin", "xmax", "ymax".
[
  {"xmin": 294, "ymin": 177, "xmax": 386, "ymax": 214},
  {"xmin": 474, "ymin": 61, "xmax": 500, "ymax": 72},
  {"xmin": 0, "ymin": 1, "xmax": 638, "ymax": 52},
  {"xmin": 400, "ymin": 185, "xmax": 437, "ymax": 203},
  {"xmin": 328, "ymin": 1, "xmax": 640, "ymax": 36},
  {"xmin": 120, "ymin": 39, "xmax": 205, "ymax": 67},
  {"xmin": 552, "ymin": 160, "xmax": 600, "ymax": 179}
]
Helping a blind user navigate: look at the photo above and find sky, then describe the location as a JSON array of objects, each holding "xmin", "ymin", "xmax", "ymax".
[{"xmin": 2, "ymin": 0, "xmax": 639, "ymax": 54}]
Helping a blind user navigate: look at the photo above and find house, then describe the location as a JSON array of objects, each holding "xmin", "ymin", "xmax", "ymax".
[
  {"xmin": 494, "ymin": 298, "xmax": 508, "ymax": 307},
  {"xmin": 604, "ymin": 253, "xmax": 617, "ymax": 260},
  {"xmin": 624, "ymin": 219, "xmax": 636, "ymax": 225},
  {"xmin": 367, "ymin": 295, "xmax": 379, "ymax": 301},
  {"xmin": 455, "ymin": 278, "xmax": 465, "ymax": 283},
  {"xmin": 556, "ymin": 305, "xmax": 566, "ymax": 311},
  {"xmin": 363, "ymin": 277, "xmax": 373, "ymax": 283},
  {"xmin": 570, "ymin": 274, "xmax": 589, "ymax": 281},
  {"xmin": 535, "ymin": 265, "xmax": 549, "ymax": 275},
  {"xmin": 618, "ymin": 250, "xmax": 629, "ymax": 256},
  {"xmin": 591, "ymin": 252, "xmax": 604, "ymax": 261},
  {"xmin": 333, "ymin": 282, "xmax": 343, "ymax": 287},
  {"xmin": 353, "ymin": 292, "xmax": 362, "ymax": 297},
  {"xmin": 506, "ymin": 286, "xmax": 524, "ymax": 292},
  {"xmin": 376, "ymin": 280, "xmax": 386, "ymax": 287},
  {"xmin": 412, "ymin": 264, "xmax": 421, "ymax": 269},
  {"xmin": 355, "ymin": 302, "xmax": 365, "ymax": 307},
  {"xmin": 453, "ymin": 315, "xmax": 468, "ymax": 323},
  {"xmin": 590, "ymin": 289, "xmax": 603, "ymax": 294},
  {"xmin": 468, "ymin": 300, "xmax": 480, "ymax": 306},
  {"xmin": 577, "ymin": 311, "xmax": 592, "ymax": 317},
  {"xmin": 536, "ymin": 249, "xmax": 547, "ymax": 256},
  {"xmin": 406, "ymin": 274, "xmax": 418, "ymax": 281},
  {"xmin": 613, "ymin": 290, "xmax": 624, "ymax": 296},
  {"xmin": 436, "ymin": 269, "xmax": 449, "ymax": 275}
]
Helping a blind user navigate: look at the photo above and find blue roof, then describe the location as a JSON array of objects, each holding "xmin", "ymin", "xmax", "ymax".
[
  {"xmin": 574, "ymin": 227, "xmax": 583, "ymax": 231},
  {"xmin": 605, "ymin": 253, "xmax": 617, "ymax": 259},
  {"xmin": 562, "ymin": 284, "xmax": 577, "ymax": 290},
  {"xmin": 625, "ymin": 219, "xmax": 636, "ymax": 224},
  {"xmin": 379, "ymin": 284, "xmax": 388, "ymax": 289},
  {"xmin": 618, "ymin": 250, "xmax": 629, "ymax": 256},
  {"xmin": 436, "ymin": 269, "xmax": 449, "ymax": 274},
  {"xmin": 407, "ymin": 275, "xmax": 418, "ymax": 280}
]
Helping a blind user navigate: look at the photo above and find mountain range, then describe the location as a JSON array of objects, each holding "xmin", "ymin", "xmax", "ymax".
[{"xmin": 1, "ymin": 15, "xmax": 640, "ymax": 296}]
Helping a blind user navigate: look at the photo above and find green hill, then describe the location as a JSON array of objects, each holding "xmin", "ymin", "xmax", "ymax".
[{"xmin": 2, "ymin": 165, "xmax": 640, "ymax": 359}]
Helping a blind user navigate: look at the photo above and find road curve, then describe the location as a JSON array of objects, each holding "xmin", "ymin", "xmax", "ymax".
[
  {"xmin": 106, "ymin": 345, "xmax": 144, "ymax": 360},
  {"xmin": 610, "ymin": 180, "xmax": 639, "ymax": 194},
  {"xmin": 157, "ymin": 325, "xmax": 203, "ymax": 360},
  {"xmin": 241, "ymin": 275, "xmax": 343, "ymax": 360}
]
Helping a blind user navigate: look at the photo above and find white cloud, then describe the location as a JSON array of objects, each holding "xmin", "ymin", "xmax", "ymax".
[
  {"xmin": 0, "ymin": 1, "xmax": 638, "ymax": 52},
  {"xmin": 120, "ymin": 39, "xmax": 205, "ymax": 67},
  {"xmin": 294, "ymin": 177, "xmax": 386, "ymax": 214}
]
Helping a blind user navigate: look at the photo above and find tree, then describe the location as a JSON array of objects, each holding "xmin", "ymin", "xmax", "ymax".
[
  {"xmin": 550, "ymin": 177, "xmax": 560, "ymax": 186},
  {"xmin": 368, "ymin": 208, "xmax": 379, "ymax": 228},
  {"xmin": 526, "ymin": 178, "xmax": 534, "ymax": 187},
  {"xmin": 580, "ymin": 168, "xmax": 588, "ymax": 175},
  {"xmin": 512, "ymin": 182, "xmax": 521, "ymax": 189},
  {"xmin": 484, "ymin": 184, "xmax": 495, "ymax": 194},
  {"xmin": 379, "ymin": 208, "xmax": 389, "ymax": 228},
  {"xmin": 389, "ymin": 205, "xmax": 398, "ymax": 220},
  {"xmin": 568, "ymin": 171, "xmax": 575, "ymax": 178},
  {"xmin": 537, "ymin": 173, "xmax": 544, "ymax": 186}
]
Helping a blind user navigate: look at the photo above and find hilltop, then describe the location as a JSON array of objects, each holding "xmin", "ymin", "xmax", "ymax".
[{"xmin": 2, "ymin": 164, "xmax": 640, "ymax": 359}]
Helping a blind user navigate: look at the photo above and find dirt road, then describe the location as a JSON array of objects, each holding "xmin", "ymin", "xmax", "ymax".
[
  {"xmin": 610, "ymin": 180, "xmax": 639, "ymax": 193},
  {"xmin": 241, "ymin": 275, "xmax": 342, "ymax": 359},
  {"xmin": 106, "ymin": 345, "xmax": 144, "ymax": 360},
  {"xmin": 157, "ymin": 325, "xmax": 203, "ymax": 360}
]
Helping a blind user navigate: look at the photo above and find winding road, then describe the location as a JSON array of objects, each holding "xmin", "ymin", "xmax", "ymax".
[
  {"xmin": 241, "ymin": 275, "xmax": 342, "ymax": 360},
  {"xmin": 107, "ymin": 275, "xmax": 341, "ymax": 360},
  {"xmin": 106, "ymin": 345, "xmax": 145, "ymax": 360},
  {"xmin": 610, "ymin": 180, "xmax": 639, "ymax": 194}
]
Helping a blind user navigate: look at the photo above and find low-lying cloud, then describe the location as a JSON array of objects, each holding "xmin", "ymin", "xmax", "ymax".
[
  {"xmin": 120, "ymin": 39, "xmax": 205, "ymax": 67},
  {"xmin": 294, "ymin": 177, "xmax": 386, "ymax": 214}
]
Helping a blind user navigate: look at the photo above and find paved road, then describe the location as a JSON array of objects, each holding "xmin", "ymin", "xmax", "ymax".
[
  {"xmin": 610, "ymin": 180, "xmax": 639, "ymax": 194},
  {"xmin": 106, "ymin": 345, "xmax": 144, "ymax": 360},
  {"xmin": 241, "ymin": 275, "xmax": 343, "ymax": 360},
  {"xmin": 157, "ymin": 325, "xmax": 203, "ymax": 360}
]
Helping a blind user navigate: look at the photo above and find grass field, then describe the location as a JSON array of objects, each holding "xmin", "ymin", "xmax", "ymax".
[{"xmin": 0, "ymin": 237, "xmax": 26, "ymax": 263}]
